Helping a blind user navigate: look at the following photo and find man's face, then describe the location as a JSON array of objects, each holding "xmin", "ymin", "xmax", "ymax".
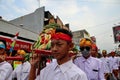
[
  {"xmin": 102, "ymin": 51, "xmax": 107, "ymax": 57},
  {"xmin": 0, "ymin": 48, "xmax": 5, "ymax": 55},
  {"xmin": 80, "ymin": 45, "xmax": 91, "ymax": 58},
  {"xmin": 111, "ymin": 52, "xmax": 115, "ymax": 57},
  {"xmin": 0, "ymin": 48, "xmax": 5, "ymax": 62},
  {"xmin": 51, "ymin": 39, "xmax": 70, "ymax": 61},
  {"xmin": 91, "ymin": 47, "xmax": 97, "ymax": 57}
]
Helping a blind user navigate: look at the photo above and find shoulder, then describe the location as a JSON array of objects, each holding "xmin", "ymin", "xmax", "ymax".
[
  {"xmin": 72, "ymin": 63, "xmax": 85, "ymax": 74},
  {"xmin": 74, "ymin": 56, "xmax": 83, "ymax": 62},
  {"xmin": 70, "ymin": 63, "xmax": 87, "ymax": 79},
  {"xmin": 95, "ymin": 57, "xmax": 102, "ymax": 62},
  {"xmin": 3, "ymin": 61, "xmax": 12, "ymax": 68},
  {"xmin": 0, "ymin": 62, "xmax": 13, "ymax": 72},
  {"xmin": 41, "ymin": 62, "xmax": 55, "ymax": 72},
  {"xmin": 66, "ymin": 60, "xmax": 85, "ymax": 74},
  {"xmin": 23, "ymin": 61, "xmax": 31, "ymax": 67},
  {"xmin": 91, "ymin": 57, "xmax": 100, "ymax": 61},
  {"xmin": 90, "ymin": 57, "xmax": 102, "ymax": 65}
]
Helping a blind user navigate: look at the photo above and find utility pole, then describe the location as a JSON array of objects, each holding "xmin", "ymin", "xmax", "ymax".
[{"xmin": 37, "ymin": 0, "xmax": 40, "ymax": 8}]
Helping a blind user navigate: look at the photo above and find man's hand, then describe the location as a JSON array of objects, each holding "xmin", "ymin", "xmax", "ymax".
[
  {"xmin": 29, "ymin": 53, "xmax": 41, "ymax": 80},
  {"xmin": 113, "ymin": 69, "xmax": 119, "ymax": 78},
  {"xmin": 0, "ymin": 55, "xmax": 5, "ymax": 61},
  {"xmin": 30, "ymin": 53, "xmax": 41, "ymax": 67}
]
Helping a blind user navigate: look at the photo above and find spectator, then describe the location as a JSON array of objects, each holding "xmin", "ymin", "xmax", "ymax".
[
  {"xmin": 11, "ymin": 49, "xmax": 31, "ymax": 80},
  {"xmin": 100, "ymin": 50, "xmax": 110, "ymax": 80},
  {"xmin": 0, "ymin": 40, "xmax": 13, "ymax": 80}
]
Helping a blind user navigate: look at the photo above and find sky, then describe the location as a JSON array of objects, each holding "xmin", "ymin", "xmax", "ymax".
[{"xmin": 0, "ymin": 0, "xmax": 120, "ymax": 53}]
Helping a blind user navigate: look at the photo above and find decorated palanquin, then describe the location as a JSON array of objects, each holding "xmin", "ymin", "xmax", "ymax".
[{"xmin": 32, "ymin": 23, "xmax": 60, "ymax": 55}]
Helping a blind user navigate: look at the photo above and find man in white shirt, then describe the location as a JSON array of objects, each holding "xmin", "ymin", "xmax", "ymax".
[
  {"xmin": 108, "ymin": 51, "xmax": 119, "ymax": 80},
  {"xmin": 74, "ymin": 38, "xmax": 105, "ymax": 80},
  {"xmin": 100, "ymin": 50, "xmax": 110, "ymax": 80},
  {"xmin": 0, "ymin": 40, "xmax": 13, "ymax": 80},
  {"xmin": 11, "ymin": 49, "xmax": 31, "ymax": 80},
  {"xmin": 29, "ymin": 28, "xmax": 88, "ymax": 80},
  {"xmin": 116, "ymin": 54, "xmax": 120, "ymax": 79}
]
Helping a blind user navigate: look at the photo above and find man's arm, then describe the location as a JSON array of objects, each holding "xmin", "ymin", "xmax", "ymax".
[
  {"xmin": 29, "ymin": 54, "xmax": 41, "ymax": 80},
  {"xmin": 29, "ymin": 64, "xmax": 37, "ymax": 80}
]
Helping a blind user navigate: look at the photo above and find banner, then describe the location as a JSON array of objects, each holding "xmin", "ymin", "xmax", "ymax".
[
  {"xmin": 0, "ymin": 36, "xmax": 32, "ymax": 51},
  {"xmin": 113, "ymin": 26, "xmax": 120, "ymax": 43}
]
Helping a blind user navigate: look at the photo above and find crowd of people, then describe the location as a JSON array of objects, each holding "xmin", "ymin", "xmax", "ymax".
[{"xmin": 0, "ymin": 28, "xmax": 120, "ymax": 80}]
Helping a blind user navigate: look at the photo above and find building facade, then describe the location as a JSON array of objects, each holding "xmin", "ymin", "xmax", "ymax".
[{"xmin": 72, "ymin": 29, "xmax": 90, "ymax": 46}]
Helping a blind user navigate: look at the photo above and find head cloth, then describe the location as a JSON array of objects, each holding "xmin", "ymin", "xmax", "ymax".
[{"xmin": 51, "ymin": 32, "xmax": 72, "ymax": 42}]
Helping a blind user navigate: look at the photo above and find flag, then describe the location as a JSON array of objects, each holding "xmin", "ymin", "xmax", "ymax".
[{"xmin": 9, "ymin": 32, "xmax": 19, "ymax": 56}]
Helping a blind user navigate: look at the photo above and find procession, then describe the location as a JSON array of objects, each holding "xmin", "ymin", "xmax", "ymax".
[{"xmin": 0, "ymin": 0, "xmax": 120, "ymax": 80}]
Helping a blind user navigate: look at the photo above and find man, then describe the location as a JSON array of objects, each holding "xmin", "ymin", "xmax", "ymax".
[
  {"xmin": 74, "ymin": 38, "xmax": 105, "ymax": 80},
  {"xmin": 11, "ymin": 49, "xmax": 31, "ymax": 80},
  {"xmin": 0, "ymin": 40, "xmax": 13, "ymax": 80},
  {"xmin": 100, "ymin": 50, "xmax": 110, "ymax": 80},
  {"xmin": 29, "ymin": 28, "xmax": 87, "ymax": 80},
  {"xmin": 91, "ymin": 43, "xmax": 98, "ymax": 58},
  {"xmin": 91, "ymin": 44, "xmax": 107, "ymax": 78},
  {"xmin": 108, "ymin": 51, "xmax": 119, "ymax": 80}
]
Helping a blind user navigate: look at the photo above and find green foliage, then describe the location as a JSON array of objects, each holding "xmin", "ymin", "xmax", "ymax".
[
  {"xmin": 24, "ymin": 53, "xmax": 30, "ymax": 61},
  {"xmin": 44, "ymin": 23, "xmax": 60, "ymax": 29}
]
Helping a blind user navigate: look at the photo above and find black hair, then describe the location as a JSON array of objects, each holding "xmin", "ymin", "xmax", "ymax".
[
  {"xmin": 55, "ymin": 28, "xmax": 73, "ymax": 38},
  {"xmin": 102, "ymin": 50, "xmax": 107, "ymax": 53},
  {"xmin": 0, "ymin": 39, "xmax": 6, "ymax": 48}
]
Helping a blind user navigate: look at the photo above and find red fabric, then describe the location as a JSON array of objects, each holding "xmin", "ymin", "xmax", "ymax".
[
  {"xmin": 5, "ymin": 56, "xmax": 24, "ymax": 60},
  {"xmin": 51, "ymin": 32, "xmax": 72, "ymax": 42},
  {"xmin": 34, "ymin": 50, "xmax": 52, "ymax": 55},
  {"xmin": 111, "ymin": 51, "xmax": 115, "ymax": 54},
  {"xmin": 91, "ymin": 44, "xmax": 98, "ymax": 51}
]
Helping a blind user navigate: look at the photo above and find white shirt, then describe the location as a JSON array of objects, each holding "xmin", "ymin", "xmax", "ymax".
[
  {"xmin": 74, "ymin": 56, "xmax": 105, "ymax": 80},
  {"xmin": 116, "ymin": 56, "xmax": 120, "ymax": 67},
  {"xmin": 100, "ymin": 57, "xmax": 110, "ymax": 73},
  {"xmin": 36, "ymin": 59, "xmax": 88, "ymax": 80},
  {"xmin": 0, "ymin": 61, "xmax": 13, "ymax": 80},
  {"xmin": 11, "ymin": 61, "xmax": 31, "ymax": 80},
  {"xmin": 108, "ymin": 56, "xmax": 118, "ymax": 73}
]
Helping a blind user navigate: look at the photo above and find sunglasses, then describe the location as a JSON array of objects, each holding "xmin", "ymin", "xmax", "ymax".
[{"xmin": 80, "ymin": 46, "xmax": 91, "ymax": 51}]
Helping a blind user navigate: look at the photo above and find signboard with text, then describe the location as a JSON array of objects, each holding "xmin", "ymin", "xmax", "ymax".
[
  {"xmin": 113, "ymin": 26, "xmax": 120, "ymax": 43},
  {"xmin": 0, "ymin": 36, "xmax": 33, "ymax": 51}
]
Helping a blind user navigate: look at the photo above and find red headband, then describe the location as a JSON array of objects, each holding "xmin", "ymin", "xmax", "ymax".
[
  {"xmin": 91, "ymin": 44, "xmax": 98, "ymax": 51},
  {"xmin": 51, "ymin": 32, "xmax": 72, "ymax": 42}
]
